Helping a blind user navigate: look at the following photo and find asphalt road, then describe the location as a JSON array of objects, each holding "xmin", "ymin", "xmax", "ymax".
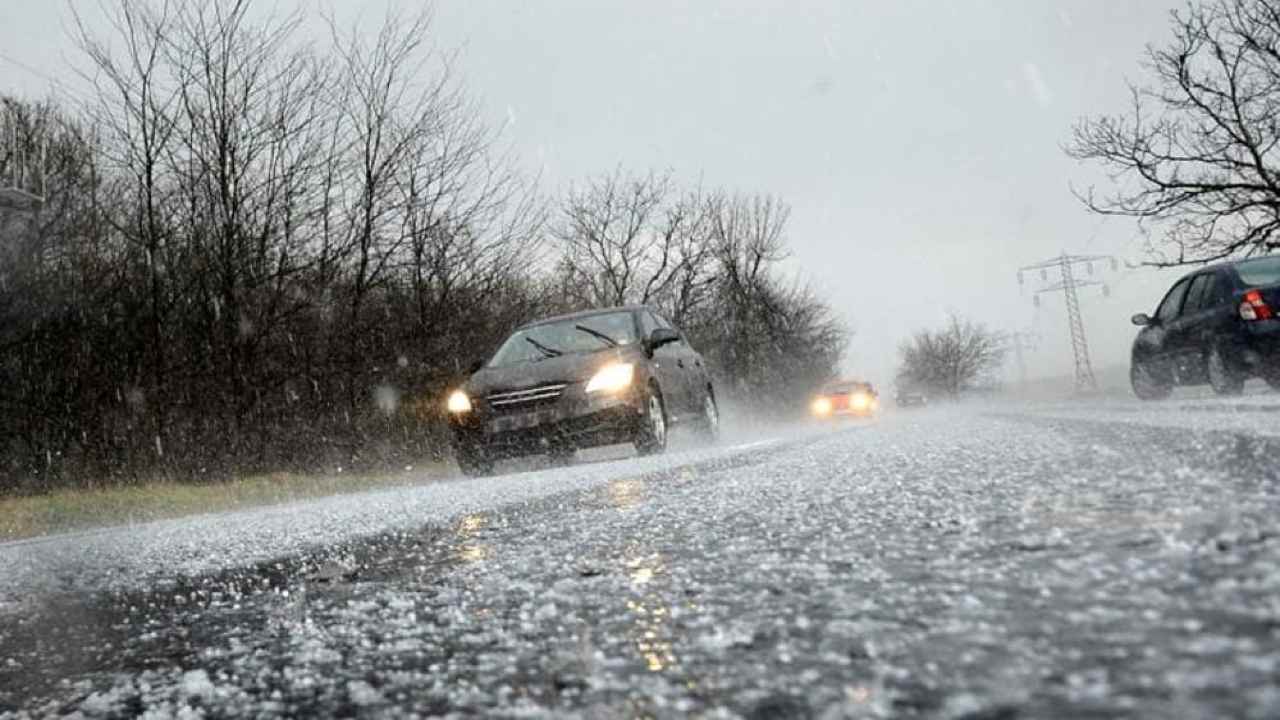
[{"xmin": 4, "ymin": 397, "xmax": 1280, "ymax": 718}]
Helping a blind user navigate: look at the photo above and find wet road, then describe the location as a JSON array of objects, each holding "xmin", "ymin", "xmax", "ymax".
[{"xmin": 4, "ymin": 400, "xmax": 1280, "ymax": 718}]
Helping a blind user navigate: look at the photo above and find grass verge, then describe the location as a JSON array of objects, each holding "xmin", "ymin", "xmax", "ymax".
[{"xmin": 0, "ymin": 464, "xmax": 453, "ymax": 542}]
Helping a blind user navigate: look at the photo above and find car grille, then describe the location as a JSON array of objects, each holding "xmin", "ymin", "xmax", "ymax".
[{"xmin": 486, "ymin": 383, "xmax": 568, "ymax": 412}]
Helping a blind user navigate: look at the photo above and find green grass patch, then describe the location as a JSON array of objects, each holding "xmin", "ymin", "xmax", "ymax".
[{"xmin": 0, "ymin": 464, "xmax": 453, "ymax": 542}]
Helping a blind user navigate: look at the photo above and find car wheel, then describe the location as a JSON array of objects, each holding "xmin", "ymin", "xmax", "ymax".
[
  {"xmin": 1131, "ymin": 361, "xmax": 1172, "ymax": 401},
  {"xmin": 456, "ymin": 446, "xmax": 495, "ymax": 477},
  {"xmin": 1206, "ymin": 345, "xmax": 1244, "ymax": 396},
  {"xmin": 695, "ymin": 389, "xmax": 721, "ymax": 443},
  {"xmin": 634, "ymin": 385, "xmax": 668, "ymax": 456}
]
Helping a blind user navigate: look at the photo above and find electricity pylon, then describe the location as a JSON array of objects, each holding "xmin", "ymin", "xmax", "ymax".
[{"xmin": 1018, "ymin": 252, "xmax": 1116, "ymax": 393}]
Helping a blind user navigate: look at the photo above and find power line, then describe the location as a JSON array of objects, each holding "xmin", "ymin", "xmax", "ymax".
[{"xmin": 0, "ymin": 50, "xmax": 93, "ymax": 105}]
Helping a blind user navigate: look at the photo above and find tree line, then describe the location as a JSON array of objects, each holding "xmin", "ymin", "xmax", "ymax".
[{"xmin": 0, "ymin": 1, "xmax": 845, "ymax": 493}]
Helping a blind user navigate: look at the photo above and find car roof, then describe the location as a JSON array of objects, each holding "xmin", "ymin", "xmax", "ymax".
[
  {"xmin": 517, "ymin": 305, "xmax": 649, "ymax": 330},
  {"xmin": 1175, "ymin": 256, "xmax": 1278, "ymax": 282},
  {"xmin": 824, "ymin": 379, "xmax": 872, "ymax": 391}
]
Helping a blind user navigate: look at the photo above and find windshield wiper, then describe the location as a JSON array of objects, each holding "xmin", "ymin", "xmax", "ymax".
[
  {"xmin": 575, "ymin": 324, "xmax": 618, "ymax": 347},
  {"xmin": 525, "ymin": 336, "xmax": 562, "ymax": 359}
]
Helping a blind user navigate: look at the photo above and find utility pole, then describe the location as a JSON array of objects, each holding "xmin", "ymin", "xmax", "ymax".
[{"xmin": 1018, "ymin": 252, "xmax": 1116, "ymax": 393}]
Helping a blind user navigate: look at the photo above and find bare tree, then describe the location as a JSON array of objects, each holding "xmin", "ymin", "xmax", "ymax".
[
  {"xmin": 1069, "ymin": 0, "xmax": 1280, "ymax": 265},
  {"xmin": 555, "ymin": 168, "xmax": 703, "ymax": 308},
  {"xmin": 73, "ymin": 0, "xmax": 182, "ymax": 451},
  {"xmin": 896, "ymin": 316, "xmax": 1005, "ymax": 398}
]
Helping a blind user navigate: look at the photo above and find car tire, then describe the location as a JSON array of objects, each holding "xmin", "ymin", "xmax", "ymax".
[
  {"xmin": 694, "ymin": 388, "xmax": 721, "ymax": 444},
  {"xmin": 1131, "ymin": 361, "xmax": 1172, "ymax": 401},
  {"xmin": 456, "ymin": 446, "xmax": 494, "ymax": 477},
  {"xmin": 634, "ymin": 384, "xmax": 668, "ymax": 456},
  {"xmin": 1206, "ymin": 345, "xmax": 1245, "ymax": 396}
]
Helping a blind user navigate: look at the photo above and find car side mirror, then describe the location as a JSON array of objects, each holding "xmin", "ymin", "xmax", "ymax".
[
  {"xmin": 1131, "ymin": 313, "xmax": 1154, "ymax": 327},
  {"xmin": 645, "ymin": 328, "xmax": 680, "ymax": 354}
]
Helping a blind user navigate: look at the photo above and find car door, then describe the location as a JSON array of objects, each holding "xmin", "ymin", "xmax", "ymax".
[
  {"xmin": 662, "ymin": 313, "xmax": 711, "ymax": 413},
  {"xmin": 652, "ymin": 311, "xmax": 704, "ymax": 416},
  {"xmin": 1177, "ymin": 271, "xmax": 1233, "ymax": 383},
  {"xmin": 640, "ymin": 311, "xmax": 689, "ymax": 415},
  {"xmin": 1137, "ymin": 276, "xmax": 1192, "ymax": 380},
  {"xmin": 1167, "ymin": 273, "xmax": 1215, "ymax": 382}
]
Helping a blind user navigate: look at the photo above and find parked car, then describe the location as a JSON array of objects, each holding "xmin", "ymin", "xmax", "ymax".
[
  {"xmin": 895, "ymin": 388, "xmax": 928, "ymax": 408},
  {"xmin": 445, "ymin": 306, "xmax": 720, "ymax": 475},
  {"xmin": 810, "ymin": 380, "xmax": 879, "ymax": 418},
  {"xmin": 1130, "ymin": 256, "xmax": 1280, "ymax": 399}
]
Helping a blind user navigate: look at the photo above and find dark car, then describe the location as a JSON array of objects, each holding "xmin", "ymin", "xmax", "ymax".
[
  {"xmin": 445, "ymin": 306, "xmax": 720, "ymax": 475},
  {"xmin": 895, "ymin": 388, "xmax": 928, "ymax": 408},
  {"xmin": 1130, "ymin": 256, "xmax": 1280, "ymax": 399},
  {"xmin": 810, "ymin": 380, "xmax": 879, "ymax": 419}
]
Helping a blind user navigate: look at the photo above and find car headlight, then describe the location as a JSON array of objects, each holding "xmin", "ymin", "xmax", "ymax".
[
  {"xmin": 446, "ymin": 390, "xmax": 472, "ymax": 413},
  {"xmin": 851, "ymin": 393, "xmax": 870, "ymax": 410},
  {"xmin": 585, "ymin": 362, "xmax": 635, "ymax": 394},
  {"xmin": 811, "ymin": 397, "xmax": 833, "ymax": 416}
]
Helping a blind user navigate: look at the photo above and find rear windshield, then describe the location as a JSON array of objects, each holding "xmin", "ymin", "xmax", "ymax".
[
  {"xmin": 1235, "ymin": 257, "xmax": 1280, "ymax": 286},
  {"xmin": 488, "ymin": 312, "xmax": 638, "ymax": 367}
]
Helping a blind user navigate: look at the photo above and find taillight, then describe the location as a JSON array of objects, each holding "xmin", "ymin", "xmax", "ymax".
[{"xmin": 1240, "ymin": 289, "xmax": 1274, "ymax": 321}]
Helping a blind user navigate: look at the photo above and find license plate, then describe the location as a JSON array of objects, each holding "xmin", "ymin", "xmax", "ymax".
[{"xmin": 489, "ymin": 409, "xmax": 558, "ymax": 434}]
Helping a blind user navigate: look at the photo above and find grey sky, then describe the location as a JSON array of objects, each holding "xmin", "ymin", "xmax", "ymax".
[{"xmin": 0, "ymin": 1, "xmax": 1187, "ymax": 385}]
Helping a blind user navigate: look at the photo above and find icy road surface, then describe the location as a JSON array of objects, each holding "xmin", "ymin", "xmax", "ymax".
[{"xmin": 4, "ymin": 402, "xmax": 1280, "ymax": 718}]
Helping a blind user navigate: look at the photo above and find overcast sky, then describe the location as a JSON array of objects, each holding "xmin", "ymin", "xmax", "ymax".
[{"xmin": 0, "ymin": 1, "xmax": 1189, "ymax": 386}]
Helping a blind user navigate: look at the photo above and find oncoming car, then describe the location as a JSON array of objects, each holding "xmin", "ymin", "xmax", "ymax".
[
  {"xmin": 445, "ymin": 306, "xmax": 720, "ymax": 475},
  {"xmin": 1130, "ymin": 256, "xmax": 1280, "ymax": 399},
  {"xmin": 810, "ymin": 380, "xmax": 879, "ymax": 419}
]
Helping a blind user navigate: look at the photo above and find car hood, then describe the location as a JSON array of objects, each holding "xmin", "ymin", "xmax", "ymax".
[{"xmin": 466, "ymin": 346, "xmax": 639, "ymax": 396}]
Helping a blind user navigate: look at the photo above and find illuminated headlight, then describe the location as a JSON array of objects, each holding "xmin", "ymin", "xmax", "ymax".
[
  {"xmin": 851, "ymin": 393, "xmax": 870, "ymax": 410},
  {"xmin": 811, "ymin": 397, "xmax": 833, "ymax": 416},
  {"xmin": 585, "ymin": 362, "xmax": 635, "ymax": 394},
  {"xmin": 446, "ymin": 390, "xmax": 472, "ymax": 413}
]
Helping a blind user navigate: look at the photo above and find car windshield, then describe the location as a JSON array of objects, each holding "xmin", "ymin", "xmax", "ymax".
[
  {"xmin": 487, "ymin": 312, "xmax": 637, "ymax": 367},
  {"xmin": 826, "ymin": 382, "xmax": 870, "ymax": 395},
  {"xmin": 1236, "ymin": 257, "xmax": 1280, "ymax": 286}
]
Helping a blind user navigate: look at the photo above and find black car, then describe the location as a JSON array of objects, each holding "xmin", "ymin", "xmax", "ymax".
[
  {"xmin": 895, "ymin": 389, "xmax": 927, "ymax": 408},
  {"xmin": 1130, "ymin": 256, "xmax": 1280, "ymax": 399},
  {"xmin": 445, "ymin": 306, "xmax": 720, "ymax": 475}
]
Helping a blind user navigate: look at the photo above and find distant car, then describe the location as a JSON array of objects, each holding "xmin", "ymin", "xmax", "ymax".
[
  {"xmin": 445, "ymin": 306, "xmax": 719, "ymax": 476},
  {"xmin": 811, "ymin": 380, "xmax": 879, "ymax": 419},
  {"xmin": 1130, "ymin": 256, "xmax": 1280, "ymax": 399},
  {"xmin": 895, "ymin": 389, "xmax": 928, "ymax": 408}
]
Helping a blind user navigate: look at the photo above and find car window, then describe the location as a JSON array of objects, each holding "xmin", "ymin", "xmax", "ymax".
[
  {"xmin": 650, "ymin": 312, "xmax": 683, "ymax": 344},
  {"xmin": 1155, "ymin": 278, "xmax": 1192, "ymax": 322},
  {"xmin": 1199, "ymin": 273, "xmax": 1224, "ymax": 310},
  {"xmin": 1235, "ymin": 257, "xmax": 1280, "ymax": 286},
  {"xmin": 1183, "ymin": 274, "xmax": 1213, "ymax": 313},
  {"xmin": 639, "ymin": 311, "xmax": 660, "ymax": 338}
]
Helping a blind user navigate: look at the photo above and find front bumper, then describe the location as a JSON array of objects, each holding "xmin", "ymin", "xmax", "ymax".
[
  {"xmin": 829, "ymin": 408, "xmax": 876, "ymax": 418},
  {"xmin": 449, "ymin": 385, "xmax": 646, "ymax": 457}
]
